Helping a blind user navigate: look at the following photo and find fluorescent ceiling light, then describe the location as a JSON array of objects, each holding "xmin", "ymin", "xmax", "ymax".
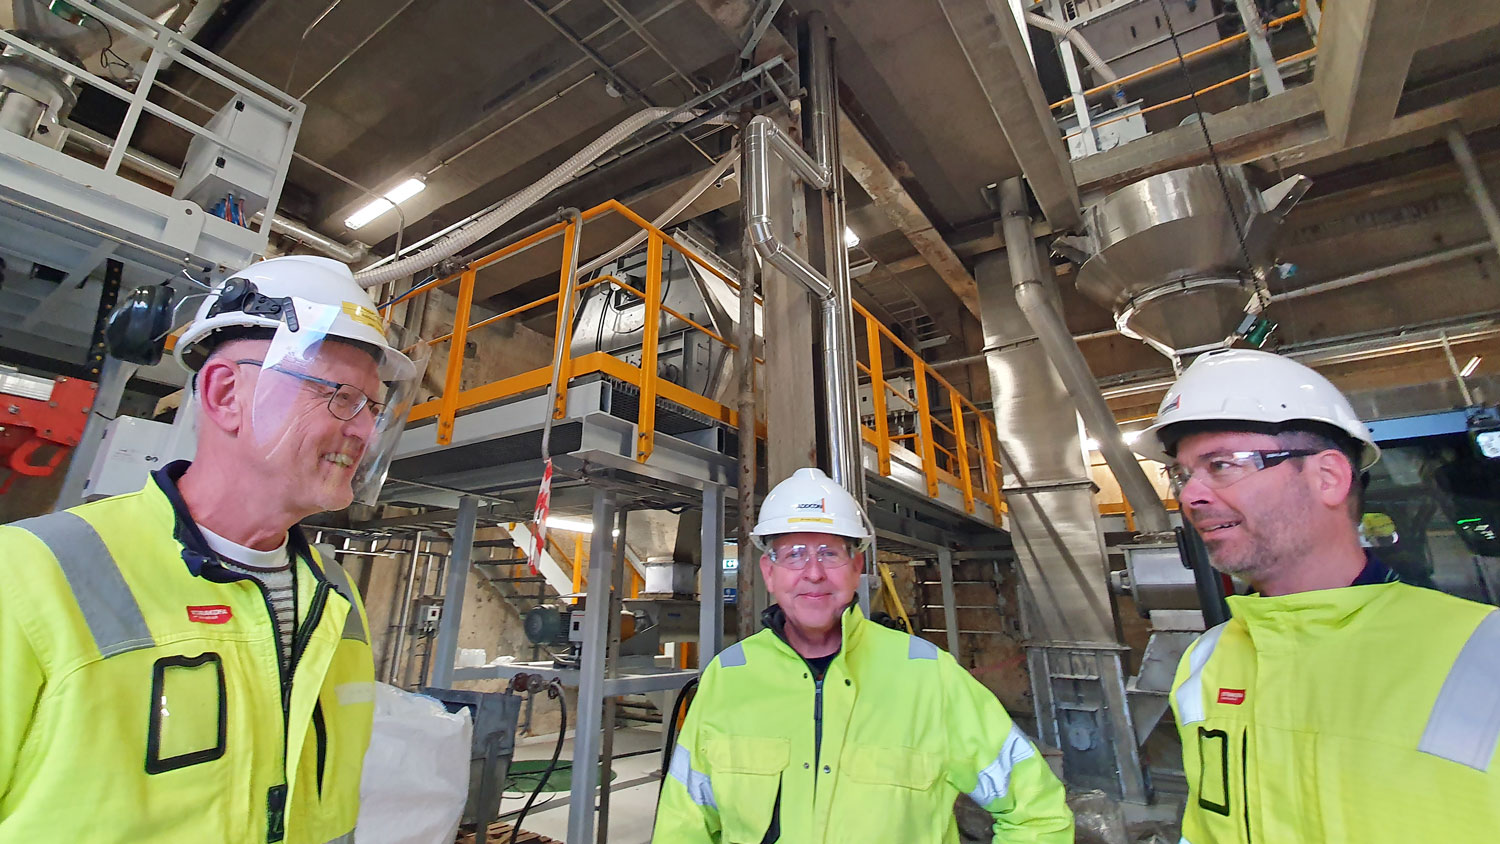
[
  {"xmin": 844, "ymin": 227, "xmax": 860, "ymax": 249},
  {"xmin": 545, "ymin": 516, "xmax": 594, "ymax": 534},
  {"xmin": 344, "ymin": 178, "xmax": 425, "ymax": 230},
  {"xmin": 1461, "ymin": 356, "xmax": 1481, "ymax": 378},
  {"xmin": 1084, "ymin": 437, "xmax": 1099, "ymax": 451}
]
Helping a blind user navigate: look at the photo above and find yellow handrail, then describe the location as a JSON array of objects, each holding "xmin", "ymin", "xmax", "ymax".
[{"xmin": 400, "ymin": 198, "xmax": 1006, "ymax": 524}]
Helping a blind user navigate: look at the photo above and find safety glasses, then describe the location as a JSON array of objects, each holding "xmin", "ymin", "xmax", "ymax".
[
  {"xmin": 1166, "ymin": 449, "xmax": 1323, "ymax": 495},
  {"xmin": 235, "ymin": 360, "xmax": 386, "ymax": 421}
]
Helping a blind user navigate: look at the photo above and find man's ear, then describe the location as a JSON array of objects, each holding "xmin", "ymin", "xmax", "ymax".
[
  {"xmin": 759, "ymin": 551, "xmax": 774, "ymax": 586},
  {"xmin": 1309, "ymin": 449, "xmax": 1356, "ymax": 510},
  {"xmin": 196, "ymin": 358, "xmax": 246, "ymax": 436}
]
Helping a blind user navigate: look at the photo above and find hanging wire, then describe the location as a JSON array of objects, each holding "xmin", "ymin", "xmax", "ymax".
[{"xmin": 1154, "ymin": 0, "xmax": 1256, "ymax": 276}]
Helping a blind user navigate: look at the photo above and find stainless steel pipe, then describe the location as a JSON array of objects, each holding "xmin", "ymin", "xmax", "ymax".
[{"xmin": 1000, "ymin": 178, "xmax": 1171, "ymax": 534}]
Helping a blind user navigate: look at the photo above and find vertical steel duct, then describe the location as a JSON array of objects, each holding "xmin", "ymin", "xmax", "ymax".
[
  {"xmin": 1000, "ymin": 179, "xmax": 1170, "ymax": 535},
  {"xmin": 979, "ymin": 183, "xmax": 1146, "ymax": 801},
  {"xmin": 806, "ymin": 14, "xmax": 865, "ymax": 507}
]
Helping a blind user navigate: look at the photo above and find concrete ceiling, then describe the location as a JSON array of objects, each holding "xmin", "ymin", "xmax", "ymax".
[{"xmin": 98, "ymin": 0, "xmax": 1500, "ymax": 413}]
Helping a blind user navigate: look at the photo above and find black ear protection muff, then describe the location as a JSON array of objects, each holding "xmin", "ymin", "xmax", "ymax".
[{"xmin": 105, "ymin": 283, "xmax": 175, "ymax": 365}]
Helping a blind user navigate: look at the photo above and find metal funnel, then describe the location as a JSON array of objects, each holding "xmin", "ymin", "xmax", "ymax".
[{"xmin": 1065, "ymin": 164, "xmax": 1310, "ymax": 357}]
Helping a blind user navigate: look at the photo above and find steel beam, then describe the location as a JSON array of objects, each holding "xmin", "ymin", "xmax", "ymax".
[
  {"xmin": 428, "ymin": 495, "xmax": 478, "ymax": 689},
  {"xmin": 936, "ymin": 548, "xmax": 961, "ymax": 659},
  {"xmin": 567, "ymin": 488, "xmax": 617, "ymax": 844},
  {"xmin": 700, "ymin": 484, "xmax": 726, "ymax": 662}
]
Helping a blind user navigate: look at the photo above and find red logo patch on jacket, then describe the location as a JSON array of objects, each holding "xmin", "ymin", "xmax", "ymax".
[
  {"xmin": 187, "ymin": 605, "xmax": 233, "ymax": 624},
  {"xmin": 1217, "ymin": 688, "xmax": 1246, "ymax": 705}
]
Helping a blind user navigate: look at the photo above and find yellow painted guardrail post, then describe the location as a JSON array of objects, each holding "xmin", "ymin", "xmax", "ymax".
[
  {"xmin": 950, "ymin": 388, "xmax": 975, "ymax": 513},
  {"xmin": 636, "ymin": 233, "xmax": 664, "ymax": 461},
  {"xmin": 979, "ymin": 415, "xmax": 1003, "ymax": 519},
  {"xmin": 551, "ymin": 220, "xmax": 580, "ymax": 421},
  {"xmin": 865, "ymin": 312, "xmax": 892, "ymax": 476},
  {"xmin": 436, "ymin": 267, "xmax": 476, "ymax": 446},
  {"xmin": 912, "ymin": 358, "xmax": 939, "ymax": 498}
]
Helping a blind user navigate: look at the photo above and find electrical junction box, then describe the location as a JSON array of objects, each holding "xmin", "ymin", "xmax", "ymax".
[{"xmin": 173, "ymin": 95, "xmax": 290, "ymax": 218}]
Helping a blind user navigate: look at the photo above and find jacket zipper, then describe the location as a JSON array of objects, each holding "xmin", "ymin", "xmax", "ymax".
[
  {"xmin": 1241, "ymin": 728, "xmax": 1252, "ymax": 843},
  {"xmin": 312, "ymin": 701, "xmax": 328, "ymax": 798},
  {"xmin": 263, "ymin": 574, "xmax": 332, "ymax": 842}
]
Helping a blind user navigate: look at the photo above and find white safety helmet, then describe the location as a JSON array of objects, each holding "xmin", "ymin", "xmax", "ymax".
[
  {"xmin": 1134, "ymin": 349, "xmax": 1380, "ymax": 470},
  {"xmin": 174, "ymin": 255, "xmax": 430, "ymax": 506},
  {"xmin": 752, "ymin": 467, "xmax": 873, "ymax": 550},
  {"xmin": 174, "ymin": 255, "xmax": 417, "ymax": 379}
]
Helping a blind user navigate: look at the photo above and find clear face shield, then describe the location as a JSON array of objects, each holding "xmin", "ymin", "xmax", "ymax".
[{"xmin": 238, "ymin": 296, "xmax": 428, "ymax": 509}]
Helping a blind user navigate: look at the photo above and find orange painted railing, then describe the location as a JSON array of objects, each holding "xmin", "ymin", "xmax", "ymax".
[
  {"xmin": 855, "ymin": 300, "xmax": 1005, "ymax": 519},
  {"xmin": 391, "ymin": 198, "xmax": 1005, "ymax": 524},
  {"xmin": 1049, "ymin": 2, "xmax": 1311, "ymax": 114}
]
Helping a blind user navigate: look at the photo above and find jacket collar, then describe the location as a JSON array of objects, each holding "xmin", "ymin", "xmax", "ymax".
[
  {"xmin": 151, "ymin": 460, "xmax": 315, "ymax": 581},
  {"xmin": 760, "ymin": 600, "xmax": 866, "ymax": 657},
  {"xmin": 1226, "ymin": 576, "xmax": 1399, "ymax": 634}
]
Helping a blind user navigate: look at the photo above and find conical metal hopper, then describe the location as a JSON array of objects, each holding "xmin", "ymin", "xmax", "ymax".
[{"xmin": 1067, "ymin": 164, "xmax": 1310, "ymax": 356}]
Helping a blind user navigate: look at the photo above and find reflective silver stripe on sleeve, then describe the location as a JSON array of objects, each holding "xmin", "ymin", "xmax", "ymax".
[
  {"xmin": 908, "ymin": 636, "xmax": 939, "ymax": 660},
  {"xmin": 1173, "ymin": 622, "xmax": 1229, "ymax": 725},
  {"xmin": 1419, "ymin": 611, "xmax": 1500, "ymax": 771},
  {"xmin": 717, "ymin": 641, "xmax": 746, "ymax": 668},
  {"xmin": 317, "ymin": 557, "xmax": 367, "ymax": 643},
  {"xmin": 668, "ymin": 743, "xmax": 717, "ymax": 808},
  {"xmin": 14, "ymin": 512, "xmax": 154, "ymax": 658},
  {"xmin": 319, "ymin": 831, "xmax": 355, "ymax": 844},
  {"xmin": 967, "ymin": 723, "xmax": 1037, "ymax": 808}
]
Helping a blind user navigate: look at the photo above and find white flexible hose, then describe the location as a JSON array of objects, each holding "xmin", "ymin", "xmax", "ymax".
[
  {"xmin": 577, "ymin": 147, "xmax": 739, "ymax": 278},
  {"xmin": 1025, "ymin": 12, "xmax": 1119, "ymax": 84},
  {"xmin": 354, "ymin": 107, "xmax": 725, "ymax": 287}
]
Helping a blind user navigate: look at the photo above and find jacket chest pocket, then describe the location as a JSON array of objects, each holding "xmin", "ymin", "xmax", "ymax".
[
  {"xmin": 705, "ymin": 735, "xmax": 789, "ymax": 844},
  {"xmin": 146, "ymin": 652, "xmax": 227, "ymax": 774},
  {"xmin": 841, "ymin": 744, "xmax": 943, "ymax": 790}
]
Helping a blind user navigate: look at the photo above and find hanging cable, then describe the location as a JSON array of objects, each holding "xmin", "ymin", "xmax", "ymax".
[
  {"xmin": 657, "ymin": 677, "xmax": 700, "ymax": 798},
  {"xmin": 509, "ymin": 678, "xmax": 567, "ymax": 844},
  {"xmin": 1155, "ymin": 0, "xmax": 1255, "ymax": 275}
]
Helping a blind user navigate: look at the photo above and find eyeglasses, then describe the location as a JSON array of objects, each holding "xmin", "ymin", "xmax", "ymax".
[
  {"xmin": 235, "ymin": 360, "xmax": 386, "ymax": 421},
  {"xmin": 767, "ymin": 542, "xmax": 856, "ymax": 570},
  {"xmin": 1166, "ymin": 449, "xmax": 1323, "ymax": 495}
]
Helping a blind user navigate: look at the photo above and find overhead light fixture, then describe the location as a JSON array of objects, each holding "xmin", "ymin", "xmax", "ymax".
[
  {"xmin": 844, "ymin": 227, "xmax": 860, "ymax": 249},
  {"xmin": 1121, "ymin": 430, "xmax": 1141, "ymax": 445},
  {"xmin": 1084, "ymin": 437, "xmax": 1099, "ymax": 451},
  {"xmin": 1462, "ymin": 356, "xmax": 1481, "ymax": 378},
  {"xmin": 545, "ymin": 516, "xmax": 594, "ymax": 534},
  {"xmin": 344, "ymin": 178, "xmax": 426, "ymax": 230}
]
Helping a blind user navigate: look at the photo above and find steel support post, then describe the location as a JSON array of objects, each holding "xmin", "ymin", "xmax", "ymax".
[
  {"xmin": 597, "ymin": 507, "xmax": 628, "ymax": 844},
  {"xmin": 1232, "ymin": 0, "xmax": 1285, "ymax": 96},
  {"xmin": 1447, "ymin": 127, "xmax": 1500, "ymax": 261},
  {"xmin": 429, "ymin": 495, "xmax": 478, "ymax": 689},
  {"xmin": 700, "ymin": 484, "xmax": 726, "ymax": 663},
  {"xmin": 1046, "ymin": 0, "xmax": 1096, "ymax": 156},
  {"xmin": 567, "ymin": 488, "xmax": 617, "ymax": 844},
  {"xmin": 53, "ymin": 355, "xmax": 136, "ymax": 510},
  {"xmin": 936, "ymin": 548, "xmax": 962, "ymax": 660}
]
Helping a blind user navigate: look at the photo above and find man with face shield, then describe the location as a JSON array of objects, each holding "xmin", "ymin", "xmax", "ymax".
[{"xmin": 0, "ymin": 256, "xmax": 428, "ymax": 843}]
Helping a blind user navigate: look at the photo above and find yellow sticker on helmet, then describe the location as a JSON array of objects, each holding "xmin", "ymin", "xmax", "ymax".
[
  {"xmin": 788, "ymin": 516, "xmax": 835, "ymax": 524},
  {"xmin": 341, "ymin": 301, "xmax": 384, "ymax": 334}
]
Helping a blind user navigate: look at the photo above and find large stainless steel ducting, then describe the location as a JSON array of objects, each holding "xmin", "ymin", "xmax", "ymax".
[
  {"xmin": 1001, "ymin": 178, "xmax": 1171, "ymax": 535},
  {"xmin": 1065, "ymin": 164, "xmax": 1310, "ymax": 357},
  {"xmin": 975, "ymin": 230, "xmax": 1147, "ymax": 801}
]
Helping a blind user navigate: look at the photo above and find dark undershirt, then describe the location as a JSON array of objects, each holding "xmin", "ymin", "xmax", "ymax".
[
  {"xmin": 1350, "ymin": 551, "xmax": 1401, "ymax": 587},
  {"xmin": 804, "ymin": 652, "xmax": 836, "ymax": 680}
]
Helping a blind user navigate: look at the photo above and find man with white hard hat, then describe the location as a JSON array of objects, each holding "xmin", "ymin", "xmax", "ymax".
[
  {"xmin": 653, "ymin": 466, "xmax": 1072, "ymax": 843},
  {"xmin": 1135, "ymin": 349, "xmax": 1500, "ymax": 843},
  {"xmin": 0, "ymin": 256, "xmax": 429, "ymax": 843}
]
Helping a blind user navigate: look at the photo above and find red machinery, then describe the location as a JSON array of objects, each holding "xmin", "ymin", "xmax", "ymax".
[{"xmin": 0, "ymin": 371, "xmax": 97, "ymax": 494}]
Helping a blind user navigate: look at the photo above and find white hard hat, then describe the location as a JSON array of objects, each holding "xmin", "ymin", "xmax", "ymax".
[
  {"xmin": 1135, "ymin": 349, "xmax": 1379, "ymax": 469},
  {"xmin": 752, "ymin": 467, "xmax": 872, "ymax": 550},
  {"xmin": 174, "ymin": 255, "xmax": 416, "ymax": 379}
]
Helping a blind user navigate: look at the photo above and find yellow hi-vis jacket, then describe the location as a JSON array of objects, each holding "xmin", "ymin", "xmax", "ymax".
[
  {"xmin": 652, "ymin": 605, "xmax": 1073, "ymax": 843},
  {"xmin": 1173, "ymin": 580, "xmax": 1500, "ymax": 843},
  {"xmin": 0, "ymin": 462, "xmax": 374, "ymax": 844}
]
